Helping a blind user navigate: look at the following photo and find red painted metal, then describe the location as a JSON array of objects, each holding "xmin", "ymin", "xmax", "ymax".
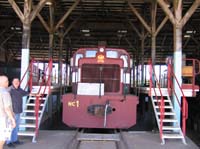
[
  {"xmin": 34, "ymin": 58, "xmax": 52, "ymax": 137},
  {"xmin": 167, "ymin": 63, "xmax": 188, "ymax": 135},
  {"xmin": 20, "ymin": 57, "xmax": 53, "ymax": 137},
  {"xmin": 148, "ymin": 60, "xmax": 165, "ymax": 139},
  {"xmin": 62, "ymin": 94, "xmax": 138, "ymax": 128},
  {"xmin": 182, "ymin": 58, "xmax": 200, "ymax": 96},
  {"xmin": 62, "ymin": 47, "xmax": 138, "ymax": 129},
  {"xmin": 20, "ymin": 58, "xmax": 35, "ymax": 90}
]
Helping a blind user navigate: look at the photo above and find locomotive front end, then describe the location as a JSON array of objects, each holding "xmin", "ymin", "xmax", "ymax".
[{"xmin": 62, "ymin": 47, "xmax": 138, "ymax": 128}]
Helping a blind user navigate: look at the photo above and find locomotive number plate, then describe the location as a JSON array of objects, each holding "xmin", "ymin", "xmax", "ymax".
[{"xmin": 68, "ymin": 100, "xmax": 80, "ymax": 107}]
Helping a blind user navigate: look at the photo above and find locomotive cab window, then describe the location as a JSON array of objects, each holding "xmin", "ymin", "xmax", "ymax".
[
  {"xmin": 81, "ymin": 64, "xmax": 120, "ymax": 93},
  {"xmin": 106, "ymin": 50, "xmax": 118, "ymax": 58},
  {"xmin": 85, "ymin": 50, "xmax": 97, "ymax": 58}
]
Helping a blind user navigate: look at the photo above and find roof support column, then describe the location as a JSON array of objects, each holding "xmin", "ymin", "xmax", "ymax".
[
  {"xmin": 20, "ymin": 0, "xmax": 32, "ymax": 131},
  {"xmin": 49, "ymin": 4, "xmax": 54, "ymax": 59},
  {"xmin": 173, "ymin": 0, "xmax": 183, "ymax": 125},
  {"xmin": 49, "ymin": 33, "xmax": 54, "ymax": 59},
  {"xmin": 65, "ymin": 39, "xmax": 71, "ymax": 87},
  {"xmin": 21, "ymin": 0, "xmax": 32, "ymax": 89},
  {"xmin": 151, "ymin": 1, "xmax": 157, "ymax": 65},
  {"xmin": 58, "ymin": 26, "xmax": 64, "ymax": 91},
  {"xmin": 56, "ymin": 26, "xmax": 64, "ymax": 116},
  {"xmin": 158, "ymin": 0, "xmax": 200, "ymax": 125},
  {"xmin": 8, "ymin": 0, "xmax": 47, "ymax": 87},
  {"xmin": 140, "ymin": 28, "xmax": 145, "ymax": 86}
]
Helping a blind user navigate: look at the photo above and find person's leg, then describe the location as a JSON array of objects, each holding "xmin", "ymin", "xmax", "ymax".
[
  {"xmin": 6, "ymin": 125, "xmax": 15, "ymax": 145},
  {"xmin": 12, "ymin": 114, "xmax": 20, "ymax": 142},
  {"xmin": 6, "ymin": 114, "xmax": 19, "ymax": 145},
  {"xmin": 0, "ymin": 141, "xmax": 5, "ymax": 149}
]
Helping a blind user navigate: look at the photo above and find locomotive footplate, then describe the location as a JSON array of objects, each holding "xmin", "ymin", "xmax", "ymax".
[{"xmin": 87, "ymin": 104, "xmax": 112, "ymax": 116}]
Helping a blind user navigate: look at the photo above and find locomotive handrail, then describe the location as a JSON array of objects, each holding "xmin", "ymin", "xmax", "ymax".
[
  {"xmin": 149, "ymin": 60, "xmax": 165, "ymax": 140},
  {"xmin": 71, "ymin": 66, "xmax": 79, "ymax": 99},
  {"xmin": 167, "ymin": 63, "xmax": 188, "ymax": 135}
]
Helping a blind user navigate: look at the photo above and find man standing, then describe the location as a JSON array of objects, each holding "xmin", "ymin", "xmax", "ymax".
[
  {"xmin": 6, "ymin": 78, "xmax": 30, "ymax": 147},
  {"xmin": 0, "ymin": 75, "xmax": 16, "ymax": 149}
]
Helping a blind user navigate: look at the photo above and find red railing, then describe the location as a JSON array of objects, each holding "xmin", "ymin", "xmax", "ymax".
[
  {"xmin": 20, "ymin": 58, "xmax": 35, "ymax": 91},
  {"xmin": 20, "ymin": 58, "xmax": 53, "ymax": 138},
  {"xmin": 149, "ymin": 60, "xmax": 165, "ymax": 139},
  {"xmin": 182, "ymin": 58, "xmax": 200, "ymax": 96},
  {"xmin": 167, "ymin": 63, "xmax": 188, "ymax": 135},
  {"xmin": 34, "ymin": 58, "xmax": 53, "ymax": 137}
]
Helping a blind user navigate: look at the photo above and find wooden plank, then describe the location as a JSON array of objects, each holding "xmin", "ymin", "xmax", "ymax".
[
  {"xmin": 182, "ymin": 66, "xmax": 193, "ymax": 76},
  {"xmin": 77, "ymin": 133, "xmax": 120, "ymax": 141}
]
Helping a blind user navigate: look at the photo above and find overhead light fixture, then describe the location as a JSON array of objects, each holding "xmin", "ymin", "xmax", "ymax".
[
  {"xmin": 11, "ymin": 26, "xmax": 21, "ymax": 30},
  {"xmin": 184, "ymin": 35, "xmax": 191, "ymax": 38},
  {"xmin": 117, "ymin": 30, "xmax": 127, "ymax": 33},
  {"xmin": 81, "ymin": 29, "xmax": 90, "ymax": 33},
  {"xmin": 186, "ymin": 30, "xmax": 196, "ymax": 34},
  {"xmin": 84, "ymin": 33, "xmax": 90, "ymax": 37},
  {"xmin": 46, "ymin": 0, "xmax": 53, "ymax": 5}
]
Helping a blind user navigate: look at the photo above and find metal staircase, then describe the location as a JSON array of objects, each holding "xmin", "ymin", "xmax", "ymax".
[
  {"xmin": 18, "ymin": 58, "xmax": 53, "ymax": 142},
  {"xmin": 148, "ymin": 59, "xmax": 188, "ymax": 145},
  {"xmin": 18, "ymin": 86, "xmax": 50, "ymax": 142},
  {"xmin": 150, "ymin": 93, "xmax": 186, "ymax": 144}
]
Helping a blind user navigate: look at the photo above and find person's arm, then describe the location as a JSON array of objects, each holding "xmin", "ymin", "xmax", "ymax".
[
  {"xmin": 3, "ymin": 92, "xmax": 16, "ymax": 128},
  {"xmin": 19, "ymin": 88, "xmax": 41, "ymax": 97},
  {"xmin": 19, "ymin": 88, "xmax": 30, "ymax": 96},
  {"xmin": 4, "ymin": 106, "xmax": 16, "ymax": 128}
]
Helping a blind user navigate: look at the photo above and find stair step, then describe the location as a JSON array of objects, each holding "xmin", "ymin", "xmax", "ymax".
[
  {"xmin": 26, "ymin": 103, "xmax": 44, "ymax": 106},
  {"xmin": 153, "ymin": 99, "xmax": 170, "ymax": 102},
  {"xmin": 20, "ymin": 123, "xmax": 36, "ymax": 128},
  {"xmin": 162, "ymin": 133, "xmax": 184, "ymax": 139},
  {"xmin": 162, "ymin": 126, "xmax": 180, "ymax": 130},
  {"xmin": 157, "ymin": 112, "xmax": 175, "ymax": 115},
  {"xmin": 29, "ymin": 97, "xmax": 46, "ymax": 100},
  {"xmin": 159, "ymin": 119, "xmax": 178, "ymax": 122},
  {"xmin": 18, "ymin": 131, "xmax": 35, "ymax": 136},
  {"xmin": 155, "ymin": 106, "xmax": 172, "ymax": 109},
  {"xmin": 24, "ymin": 110, "xmax": 42, "ymax": 113},
  {"xmin": 21, "ymin": 116, "xmax": 36, "ymax": 120}
]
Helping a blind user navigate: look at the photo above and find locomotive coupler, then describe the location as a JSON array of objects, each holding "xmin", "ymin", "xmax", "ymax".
[{"xmin": 87, "ymin": 101, "xmax": 112, "ymax": 117}]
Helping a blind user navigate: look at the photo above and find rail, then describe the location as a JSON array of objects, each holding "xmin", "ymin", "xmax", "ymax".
[
  {"xmin": 182, "ymin": 58, "xmax": 200, "ymax": 96},
  {"xmin": 34, "ymin": 58, "xmax": 53, "ymax": 137},
  {"xmin": 20, "ymin": 58, "xmax": 35, "ymax": 91},
  {"xmin": 20, "ymin": 57, "xmax": 53, "ymax": 139},
  {"xmin": 167, "ymin": 62, "xmax": 188, "ymax": 135},
  {"xmin": 68, "ymin": 129, "xmax": 129, "ymax": 149},
  {"xmin": 149, "ymin": 60, "xmax": 165, "ymax": 139}
]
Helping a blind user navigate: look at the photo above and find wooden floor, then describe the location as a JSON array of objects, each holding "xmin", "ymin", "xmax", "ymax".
[{"xmin": 3, "ymin": 130, "xmax": 199, "ymax": 149}]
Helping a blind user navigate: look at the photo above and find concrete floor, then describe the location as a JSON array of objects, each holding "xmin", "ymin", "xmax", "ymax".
[{"xmin": 3, "ymin": 130, "xmax": 199, "ymax": 149}]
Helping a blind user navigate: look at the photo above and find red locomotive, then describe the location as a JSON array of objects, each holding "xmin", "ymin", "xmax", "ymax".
[{"xmin": 62, "ymin": 47, "xmax": 138, "ymax": 128}]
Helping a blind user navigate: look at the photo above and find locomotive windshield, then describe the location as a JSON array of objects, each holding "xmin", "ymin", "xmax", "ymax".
[
  {"xmin": 81, "ymin": 64, "xmax": 120, "ymax": 92},
  {"xmin": 71, "ymin": 48, "xmax": 131, "ymax": 95}
]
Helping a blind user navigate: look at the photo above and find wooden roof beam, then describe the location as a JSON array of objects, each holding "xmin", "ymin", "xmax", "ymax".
[{"xmin": 55, "ymin": 0, "xmax": 81, "ymax": 31}]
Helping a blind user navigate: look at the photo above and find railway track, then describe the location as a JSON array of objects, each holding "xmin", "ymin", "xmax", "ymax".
[{"xmin": 66, "ymin": 129, "xmax": 130, "ymax": 149}]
